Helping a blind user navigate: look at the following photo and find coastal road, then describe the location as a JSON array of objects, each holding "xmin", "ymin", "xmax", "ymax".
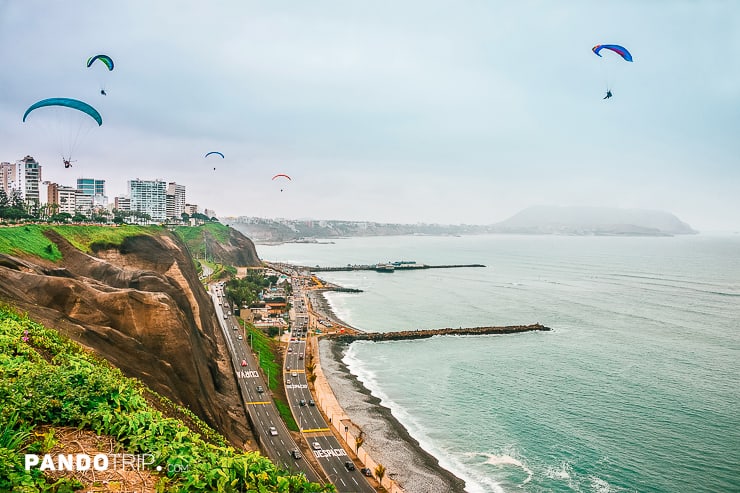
[
  {"xmin": 286, "ymin": 279, "xmax": 376, "ymax": 493},
  {"xmin": 209, "ymin": 285, "xmax": 322, "ymax": 483}
]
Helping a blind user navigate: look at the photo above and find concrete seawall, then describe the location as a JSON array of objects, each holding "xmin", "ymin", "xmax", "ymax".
[{"xmin": 307, "ymin": 336, "xmax": 406, "ymax": 493}]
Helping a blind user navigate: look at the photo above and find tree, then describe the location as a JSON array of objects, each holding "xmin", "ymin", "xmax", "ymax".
[
  {"xmin": 375, "ymin": 464, "xmax": 386, "ymax": 485},
  {"xmin": 355, "ymin": 431, "xmax": 364, "ymax": 453},
  {"xmin": 50, "ymin": 212, "xmax": 72, "ymax": 223}
]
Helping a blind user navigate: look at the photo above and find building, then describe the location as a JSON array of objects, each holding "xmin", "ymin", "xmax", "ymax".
[
  {"xmin": 166, "ymin": 182, "xmax": 186, "ymax": 219},
  {"xmin": 114, "ymin": 196, "xmax": 131, "ymax": 212},
  {"xmin": 47, "ymin": 183, "xmax": 78, "ymax": 215},
  {"xmin": 128, "ymin": 179, "xmax": 167, "ymax": 222},
  {"xmin": 0, "ymin": 162, "xmax": 13, "ymax": 193},
  {"xmin": 76, "ymin": 178, "xmax": 105, "ymax": 197},
  {"xmin": 75, "ymin": 192, "xmax": 93, "ymax": 216},
  {"xmin": 19, "ymin": 156, "xmax": 42, "ymax": 205},
  {"xmin": 184, "ymin": 203, "xmax": 198, "ymax": 215},
  {"xmin": 204, "ymin": 208, "xmax": 216, "ymax": 218}
]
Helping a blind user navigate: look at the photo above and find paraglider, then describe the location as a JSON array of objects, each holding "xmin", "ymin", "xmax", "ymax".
[
  {"xmin": 272, "ymin": 173, "xmax": 291, "ymax": 192},
  {"xmin": 23, "ymin": 98, "xmax": 103, "ymax": 126},
  {"xmin": 592, "ymin": 44, "xmax": 633, "ymax": 100},
  {"xmin": 23, "ymin": 98, "xmax": 102, "ymax": 168},
  {"xmin": 205, "ymin": 151, "xmax": 224, "ymax": 170},
  {"xmin": 87, "ymin": 54, "xmax": 114, "ymax": 70},
  {"xmin": 592, "ymin": 44, "xmax": 633, "ymax": 62},
  {"xmin": 86, "ymin": 54, "xmax": 114, "ymax": 95}
]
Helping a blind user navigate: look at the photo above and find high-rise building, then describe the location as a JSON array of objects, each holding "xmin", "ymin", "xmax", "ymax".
[
  {"xmin": 76, "ymin": 178, "xmax": 105, "ymax": 197},
  {"xmin": 76, "ymin": 177, "xmax": 107, "ymax": 210},
  {"xmin": 0, "ymin": 162, "xmax": 13, "ymax": 193},
  {"xmin": 184, "ymin": 203, "xmax": 198, "ymax": 215},
  {"xmin": 128, "ymin": 179, "xmax": 167, "ymax": 222},
  {"xmin": 19, "ymin": 156, "xmax": 42, "ymax": 205},
  {"xmin": 166, "ymin": 182, "xmax": 186, "ymax": 219}
]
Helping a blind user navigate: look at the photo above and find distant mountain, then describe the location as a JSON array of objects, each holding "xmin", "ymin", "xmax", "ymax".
[{"xmin": 491, "ymin": 206, "xmax": 697, "ymax": 236}]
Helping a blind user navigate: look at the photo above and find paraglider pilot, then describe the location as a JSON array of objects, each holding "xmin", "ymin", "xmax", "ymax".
[
  {"xmin": 100, "ymin": 89, "xmax": 107, "ymax": 96},
  {"xmin": 603, "ymin": 90, "xmax": 613, "ymax": 100}
]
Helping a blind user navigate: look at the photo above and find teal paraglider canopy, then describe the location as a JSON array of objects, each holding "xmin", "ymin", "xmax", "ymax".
[{"xmin": 23, "ymin": 98, "xmax": 103, "ymax": 126}]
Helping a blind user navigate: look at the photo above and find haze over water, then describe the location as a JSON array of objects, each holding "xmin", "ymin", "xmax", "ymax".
[{"xmin": 259, "ymin": 234, "xmax": 740, "ymax": 492}]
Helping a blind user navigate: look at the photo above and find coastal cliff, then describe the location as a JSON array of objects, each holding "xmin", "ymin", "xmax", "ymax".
[{"xmin": 0, "ymin": 225, "xmax": 261, "ymax": 448}]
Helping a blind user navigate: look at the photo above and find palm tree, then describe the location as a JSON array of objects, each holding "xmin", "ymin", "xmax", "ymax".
[
  {"xmin": 355, "ymin": 431, "xmax": 364, "ymax": 454},
  {"xmin": 375, "ymin": 463, "xmax": 386, "ymax": 486}
]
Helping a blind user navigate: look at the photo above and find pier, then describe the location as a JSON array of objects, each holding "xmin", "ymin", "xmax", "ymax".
[
  {"xmin": 307, "ymin": 262, "xmax": 486, "ymax": 273},
  {"xmin": 325, "ymin": 323, "xmax": 550, "ymax": 342}
]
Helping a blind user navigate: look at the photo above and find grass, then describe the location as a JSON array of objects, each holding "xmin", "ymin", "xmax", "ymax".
[
  {"xmin": 52, "ymin": 224, "xmax": 159, "ymax": 252},
  {"xmin": 240, "ymin": 320, "xmax": 299, "ymax": 432},
  {"xmin": 173, "ymin": 222, "xmax": 230, "ymax": 254},
  {"xmin": 0, "ymin": 225, "xmax": 62, "ymax": 261},
  {"xmin": 0, "ymin": 224, "xmax": 159, "ymax": 261},
  {"xmin": 0, "ymin": 304, "xmax": 331, "ymax": 492}
]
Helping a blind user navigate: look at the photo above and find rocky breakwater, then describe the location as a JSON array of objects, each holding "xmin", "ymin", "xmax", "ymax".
[
  {"xmin": 0, "ymin": 227, "xmax": 261, "ymax": 448},
  {"xmin": 328, "ymin": 323, "xmax": 550, "ymax": 342}
]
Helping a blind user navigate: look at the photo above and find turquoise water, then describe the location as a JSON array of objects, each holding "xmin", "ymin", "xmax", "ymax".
[{"xmin": 259, "ymin": 235, "xmax": 740, "ymax": 492}]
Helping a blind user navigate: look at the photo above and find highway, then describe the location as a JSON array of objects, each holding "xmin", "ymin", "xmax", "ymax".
[
  {"xmin": 284, "ymin": 275, "xmax": 376, "ymax": 493},
  {"xmin": 209, "ymin": 285, "xmax": 321, "ymax": 483}
]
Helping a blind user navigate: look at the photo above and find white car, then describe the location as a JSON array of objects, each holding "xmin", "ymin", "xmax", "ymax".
[
  {"xmin": 312, "ymin": 442, "xmax": 321, "ymax": 450},
  {"xmin": 269, "ymin": 426, "xmax": 278, "ymax": 436}
]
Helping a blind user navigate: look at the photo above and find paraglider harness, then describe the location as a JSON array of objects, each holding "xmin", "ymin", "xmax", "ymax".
[
  {"xmin": 62, "ymin": 156, "xmax": 76, "ymax": 168},
  {"xmin": 603, "ymin": 90, "xmax": 613, "ymax": 100}
]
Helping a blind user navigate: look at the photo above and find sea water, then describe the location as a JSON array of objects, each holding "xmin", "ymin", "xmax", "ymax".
[{"xmin": 259, "ymin": 234, "xmax": 740, "ymax": 492}]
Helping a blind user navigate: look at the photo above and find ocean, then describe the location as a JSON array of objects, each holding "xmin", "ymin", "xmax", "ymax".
[{"xmin": 258, "ymin": 234, "xmax": 740, "ymax": 493}]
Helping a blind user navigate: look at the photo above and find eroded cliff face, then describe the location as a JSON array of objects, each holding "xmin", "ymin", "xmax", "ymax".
[
  {"xmin": 0, "ymin": 229, "xmax": 255, "ymax": 448},
  {"xmin": 206, "ymin": 227, "xmax": 261, "ymax": 266}
]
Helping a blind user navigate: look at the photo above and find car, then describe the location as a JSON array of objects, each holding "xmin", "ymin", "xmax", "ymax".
[
  {"xmin": 299, "ymin": 354, "xmax": 304, "ymax": 360},
  {"xmin": 312, "ymin": 442, "xmax": 321, "ymax": 450},
  {"xmin": 238, "ymin": 334, "xmax": 243, "ymax": 340},
  {"xmin": 299, "ymin": 399, "xmax": 306, "ymax": 407},
  {"xmin": 308, "ymin": 399, "xmax": 315, "ymax": 406},
  {"xmin": 287, "ymin": 347, "xmax": 293, "ymax": 353},
  {"xmin": 291, "ymin": 372, "xmax": 297, "ymax": 377},
  {"xmin": 286, "ymin": 379, "xmax": 292, "ymax": 385},
  {"xmin": 269, "ymin": 426, "xmax": 278, "ymax": 436},
  {"xmin": 256, "ymin": 385, "xmax": 264, "ymax": 393},
  {"xmin": 344, "ymin": 461, "xmax": 355, "ymax": 471},
  {"xmin": 291, "ymin": 449, "xmax": 302, "ymax": 459},
  {"xmin": 360, "ymin": 467, "xmax": 372, "ymax": 477},
  {"xmin": 241, "ymin": 360, "xmax": 247, "ymax": 367}
]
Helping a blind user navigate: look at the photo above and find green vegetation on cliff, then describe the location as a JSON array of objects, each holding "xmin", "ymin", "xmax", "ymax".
[
  {"xmin": 0, "ymin": 224, "xmax": 158, "ymax": 261},
  {"xmin": 173, "ymin": 222, "xmax": 230, "ymax": 255},
  {"xmin": 0, "ymin": 305, "xmax": 330, "ymax": 492}
]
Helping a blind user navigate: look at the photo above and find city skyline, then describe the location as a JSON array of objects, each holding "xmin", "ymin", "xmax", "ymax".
[{"xmin": 1, "ymin": 2, "xmax": 739, "ymax": 230}]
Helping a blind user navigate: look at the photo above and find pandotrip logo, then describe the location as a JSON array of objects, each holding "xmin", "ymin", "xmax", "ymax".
[{"xmin": 25, "ymin": 453, "xmax": 159, "ymax": 472}]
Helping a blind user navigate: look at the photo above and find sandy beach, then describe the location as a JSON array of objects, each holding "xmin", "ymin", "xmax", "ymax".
[{"xmin": 312, "ymin": 290, "xmax": 466, "ymax": 493}]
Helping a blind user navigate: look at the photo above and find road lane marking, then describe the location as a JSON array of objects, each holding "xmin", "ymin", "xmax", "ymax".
[
  {"xmin": 247, "ymin": 401, "xmax": 271, "ymax": 405},
  {"xmin": 301, "ymin": 427, "xmax": 330, "ymax": 433}
]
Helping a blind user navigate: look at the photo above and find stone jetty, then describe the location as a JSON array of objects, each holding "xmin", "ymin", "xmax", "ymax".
[{"xmin": 325, "ymin": 323, "xmax": 550, "ymax": 343}]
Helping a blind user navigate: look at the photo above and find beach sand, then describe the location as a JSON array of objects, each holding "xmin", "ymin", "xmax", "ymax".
[{"xmin": 313, "ymin": 291, "xmax": 466, "ymax": 493}]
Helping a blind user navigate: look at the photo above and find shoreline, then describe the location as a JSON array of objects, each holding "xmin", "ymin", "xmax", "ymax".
[{"xmin": 310, "ymin": 289, "xmax": 467, "ymax": 492}]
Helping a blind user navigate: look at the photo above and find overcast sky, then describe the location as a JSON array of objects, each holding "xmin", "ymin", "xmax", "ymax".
[{"xmin": 1, "ymin": 1, "xmax": 738, "ymax": 230}]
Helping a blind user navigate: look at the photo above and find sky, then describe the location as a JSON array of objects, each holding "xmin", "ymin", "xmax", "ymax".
[{"xmin": 1, "ymin": 1, "xmax": 739, "ymax": 230}]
